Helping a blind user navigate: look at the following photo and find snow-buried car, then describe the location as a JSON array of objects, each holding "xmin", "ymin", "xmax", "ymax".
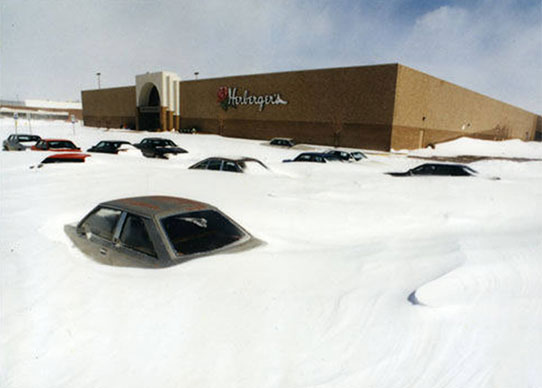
[
  {"xmin": 3, "ymin": 134, "xmax": 41, "ymax": 151},
  {"xmin": 189, "ymin": 157, "xmax": 269, "ymax": 173},
  {"xmin": 386, "ymin": 163, "xmax": 479, "ymax": 177},
  {"xmin": 132, "ymin": 137, "xmax": 187, "ymax": 159},
  {"xmin": 65, "ymin": 196, "xmax": 258, "ymax": 268}
]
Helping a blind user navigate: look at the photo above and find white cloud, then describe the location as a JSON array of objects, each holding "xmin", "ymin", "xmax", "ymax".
[
  {"xmin": 393, "ymin": 2, "xmax": 541, "ymax": 112},
  {"xmin": 1, "ymin": 0, "xmax": 540, "ymax": 112}
]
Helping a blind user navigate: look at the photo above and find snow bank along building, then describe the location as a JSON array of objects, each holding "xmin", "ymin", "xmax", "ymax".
[{"xmin": 81, "ymin": 64, "xmax": 541, "ymax": 151}]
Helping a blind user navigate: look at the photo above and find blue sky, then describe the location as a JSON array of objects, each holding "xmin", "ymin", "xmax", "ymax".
[{"xmin": 1, "ymin": 0, "xmax": 540, "ymax": 112}]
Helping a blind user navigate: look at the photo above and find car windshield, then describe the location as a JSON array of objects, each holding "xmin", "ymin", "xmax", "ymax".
[
  {"xmin": 49, "ymin": 141, "xmax": 76, "ymax": 149},
  {"xmin": 161, "ymin": 210, "xmax": 244, "ymax": 256}
]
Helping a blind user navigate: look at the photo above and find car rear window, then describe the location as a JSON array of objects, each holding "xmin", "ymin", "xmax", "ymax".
[
  {"xmin": 161, "ymin": 210, "xmax": 244, "ymax": 256},
  {"xmin": 80, "ymin": 207, "xmax": 122, "ymax": 241}
]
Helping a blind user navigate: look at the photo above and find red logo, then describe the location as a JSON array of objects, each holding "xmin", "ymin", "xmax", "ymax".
[{"xmin": 217, "ymin": 87, "xmax": 231, "ymax": 111}]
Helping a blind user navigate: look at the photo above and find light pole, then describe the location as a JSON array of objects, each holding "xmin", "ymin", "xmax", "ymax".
[
  {"xmin": 96, "ymin": 72, "xmax": 101, "ymax": 89},
  {"xmin": 194, "ymin": 72, "xmax": 199, "ymax": 80}
]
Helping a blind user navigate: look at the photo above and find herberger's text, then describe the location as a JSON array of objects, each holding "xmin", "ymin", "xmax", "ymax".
[{"xmin": 217, "ymin": 87, "xmax": 288, "ymax": 111}]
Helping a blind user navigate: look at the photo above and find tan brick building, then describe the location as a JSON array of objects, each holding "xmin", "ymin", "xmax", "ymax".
[{"xmin": 81, "ymin": 64, "xmax": 541, "ymax": 151}]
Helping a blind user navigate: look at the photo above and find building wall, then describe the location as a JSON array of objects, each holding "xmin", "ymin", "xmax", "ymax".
[
  {"xmin": 80, "ymin": 64, "xmax": 540, "ymax": 151},
  {"xmin": 391, "ymin": 65, "xmax": 539, "ymax": 150},
  {"xmin": 81, "ymin": 86, "xmax": 136, "ymax": 129},
  {"xmin": 179, "ymin": 64, "xmax": 398, "ymax": 150}
]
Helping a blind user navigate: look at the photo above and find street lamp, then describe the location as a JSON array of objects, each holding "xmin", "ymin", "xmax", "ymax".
[
  {"xmin": 96, "ymin": 72, "xmax": 101, "ymax": 89},
  {"xmin": 194, "ymin": 72, "xmax": 199, "ymax": 80}
]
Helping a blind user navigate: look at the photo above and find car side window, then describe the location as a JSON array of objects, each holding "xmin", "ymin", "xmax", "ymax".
[
  {"xmin": 412, "ymin": 165, "xmax": 433, "ymax": 174},
  {"xmin": 80, "ymin": 207, "xmax": 122, "ymax": 241},
  {"xmin": 207, "ymin": 159, "xmax": 222, "ymax": 170},
  {"xmin": 119, "ymin": 214, "xmax": 157, "ymax": 257},
  {"xmin": 222, "ymin": 161, "xmax": 240, "ymax": 172},
  {"xmin": 436, "ymin": 165, "xmax": 455, "ymax": 175}
]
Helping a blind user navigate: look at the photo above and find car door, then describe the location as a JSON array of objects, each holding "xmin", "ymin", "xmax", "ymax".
[
  {"xmin": 111, "ymin": 213, "xmax": 161, "ymax": 267},
  {"xmin": 76, "ymin": 207, "xmax": 123, "ymax": 265}
]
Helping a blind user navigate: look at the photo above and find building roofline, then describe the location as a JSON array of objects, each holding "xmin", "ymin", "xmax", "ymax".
[{"xmin": 180, "ymin": 63, "xmax": 400, "ymax": 84}]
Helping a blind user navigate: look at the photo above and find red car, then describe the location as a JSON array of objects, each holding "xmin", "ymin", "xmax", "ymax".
[
  {"xmin": 30, "ymin": 153, "xmax": 91, "ymax": 169},
  {"xmin": 31, "ymin": 139, "xmax": 81, "ymax": 152},
  {"xmin": 40, "ymin": 153, "xmax": 91, "ymax": 164}
]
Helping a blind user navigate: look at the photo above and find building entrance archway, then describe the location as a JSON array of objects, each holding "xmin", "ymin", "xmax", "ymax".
[
  {"xmin": 135, "ymin": 72, "xmax": 180, "ymax": 132},
  {"xmin": 138, "ymin": 83, "xmax": 161, "ymax": 131}
]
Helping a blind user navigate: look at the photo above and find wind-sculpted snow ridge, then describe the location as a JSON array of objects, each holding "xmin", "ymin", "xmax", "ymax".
[
  {"xmin": 405, "ymin": 137, "xmax": 542, "ymax": 159},
  {"xmin": 414, "ymin": 229, "xmax": 542, "ymax": 308}
]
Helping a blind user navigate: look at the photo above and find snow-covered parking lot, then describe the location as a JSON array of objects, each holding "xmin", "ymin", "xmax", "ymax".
[{"xmin": 1, "ymin": 119, "xmax": 542, "ymax": 388}]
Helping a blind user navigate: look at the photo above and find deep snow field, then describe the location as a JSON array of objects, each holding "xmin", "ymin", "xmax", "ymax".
[{"xmin": 1, "ymin": 119, "xmax": 541, "ymax": 388}]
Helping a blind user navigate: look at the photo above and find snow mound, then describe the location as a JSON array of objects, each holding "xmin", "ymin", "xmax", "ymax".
[{"xmin": 403, "ymin": 137, "xmax": 542, "ymax": 159}]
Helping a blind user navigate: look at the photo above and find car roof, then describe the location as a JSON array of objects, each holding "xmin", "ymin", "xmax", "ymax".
[
  {"xmin": 10, "ymin": 133, "xmax": 39, "ymax": 137},
  {"xmin": 325, "ymin": 149, "xmax": 350, "ymax": 154},
  {"xmin": 417, "ymin": 163, "xmax": 469, "ymax": 168},
  {"xmin": 298, "ymin": 152, "xmax": 325, "ymax": 156},
  {"xmin": 99, "ymin": 196, "xmax": 214, "ymax": 218},
  {"xmin": 42, "ymin": 138, "xmax": 74, "ymax": 142},
  {"xmin": 200, "ymin": 156, "xmax": 263, "ymax": 163},
  {"xmin": 141, "ymin": 137, "xmax": 171, "ymax": 141}
]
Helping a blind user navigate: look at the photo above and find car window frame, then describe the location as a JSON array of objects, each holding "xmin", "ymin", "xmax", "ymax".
[
  {"xmin": 116, "ymin": 212, "xmax": 158, "ymax": 258},
  {"xmin": 77, "ymin": 206, "xmax": 124, "ymax": 242},
  {"xmin": 35, "ymin": 140, "xmax": 47, "ymax": 150},
  {"xmin": 222, "ymin": 160, "xmax": 242, "ymax": 172},
  {"xmin": 207, "ymin": 158, "xmax": 223, "ymax": 171}
]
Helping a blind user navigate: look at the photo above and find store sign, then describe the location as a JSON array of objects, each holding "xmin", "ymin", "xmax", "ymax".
[
  {"xmin": 217, "ymin": 87, "xmax": 288, "ymax": 112},
  {"xmin": 140, "ymin": 106, "xmax": 161, "ymax": 113}
]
